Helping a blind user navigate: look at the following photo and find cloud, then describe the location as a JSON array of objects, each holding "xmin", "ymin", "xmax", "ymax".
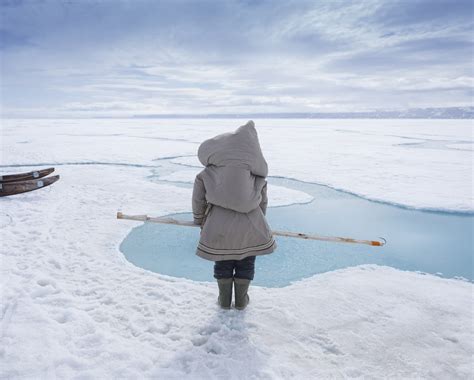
[
  {"xmin": 371, "ymin": 0, "xmax": 473, "ymax": 28},
  {"xmin": 1, "ymin": 0, "xmax": 472, "ymax": 117},
  {"xmin": 0, "ymin": 29, "xmax": 33, "ymax": 49}
]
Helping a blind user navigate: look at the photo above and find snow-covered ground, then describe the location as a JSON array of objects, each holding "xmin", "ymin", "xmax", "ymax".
[{"xmin": 1, "ymin": 119, "xmax": 473, "ymax": 378}]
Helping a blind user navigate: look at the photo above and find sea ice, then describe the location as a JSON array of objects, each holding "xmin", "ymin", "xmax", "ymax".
[{"xmin": 1, "ymin": 119, "xmax": 472, "ymax": 378}]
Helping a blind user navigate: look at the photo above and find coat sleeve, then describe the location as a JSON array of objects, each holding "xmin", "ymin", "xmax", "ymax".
[
  {"xmin": 259, "ymin": 181, "xmax": 268, "ymax": 215},
  {"xmin": 192, "ymin": 174, "xmax": 207, "ymax": 225}
]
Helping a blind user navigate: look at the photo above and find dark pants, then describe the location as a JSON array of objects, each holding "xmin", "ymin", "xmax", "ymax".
[{"xmin": 214, "ymin": 256, "xmax": 256, "ymax": 280}]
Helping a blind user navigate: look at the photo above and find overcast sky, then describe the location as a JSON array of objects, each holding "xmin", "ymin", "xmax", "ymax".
[{"xmin": 1, "ymin": 0, "xmax": 473, "ymax": 117}]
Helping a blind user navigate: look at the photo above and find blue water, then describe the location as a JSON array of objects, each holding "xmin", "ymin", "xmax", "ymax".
[{"xmin": 120, "ymin": 177, "xmax": 473, "ymax": 287}]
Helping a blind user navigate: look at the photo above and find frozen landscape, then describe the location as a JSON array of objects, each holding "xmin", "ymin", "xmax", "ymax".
[{"xmin": 1, "ymin": 118, "xmax": 472, "ymax": 379}]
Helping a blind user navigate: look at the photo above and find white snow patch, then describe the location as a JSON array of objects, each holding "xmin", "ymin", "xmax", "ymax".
[
  {"xmin": 446, "ymin": 142, "xmax": 474, "ymax": 151},
  {"xmin": 158, "ymin": 169, "xmax": 200, "ymax": 183},
  {"xmin": 171, "ymin": 119, "xmax": 474, "ymax": 213}
]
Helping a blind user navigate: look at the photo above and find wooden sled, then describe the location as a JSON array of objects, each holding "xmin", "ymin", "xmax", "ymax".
[
  {"xmin": 0, "ymin": 167, "xmax": 55, "ymax": 183},
  {"xmin": 0, "ymin": 175, "xmax": 60, "ymax": 197}
]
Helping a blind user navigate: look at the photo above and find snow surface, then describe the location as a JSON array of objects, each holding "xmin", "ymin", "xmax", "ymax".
[
  {"xmin": 170, "ymin": 119, "xmax": 474, "ymax": 213},
  {"xmin": 1, "ymin": 119, "xmax": 473, "ymax": 378},
  {"xmin": 3, "ymin": 118, "xmax": 472, "ymax": 212}
]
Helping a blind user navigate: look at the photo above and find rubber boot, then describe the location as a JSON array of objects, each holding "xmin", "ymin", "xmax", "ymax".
[
  {"xmin": 217, "ymin": 278, "xmax": 233, "ymax": 309},
  {"xmin": 234, "ymin": 278, "xmax": 251, "ymax": 310}
]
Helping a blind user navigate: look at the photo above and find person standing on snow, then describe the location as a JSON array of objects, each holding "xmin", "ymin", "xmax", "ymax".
[{"xmin": 192, "ymin": 120, "xmax": 277, "ymax": 310}]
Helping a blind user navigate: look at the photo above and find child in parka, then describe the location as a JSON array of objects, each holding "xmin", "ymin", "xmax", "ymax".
[{"xmin": 192, "ymin": 121, "xmax": 276, "ymax": 310}]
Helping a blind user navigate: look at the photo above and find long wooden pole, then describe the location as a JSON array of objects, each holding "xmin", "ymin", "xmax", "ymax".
[{"xmin": 117, "ymin": 212, "xmax": 386, "ymax": 247}]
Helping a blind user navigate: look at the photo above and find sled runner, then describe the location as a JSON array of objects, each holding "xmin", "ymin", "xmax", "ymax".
[
  {"xmin": 117, "ymin": 212, "xmax": 387, "ymax": 247},
  {"xmin": 0, "ymin": 167, "xmax": 55, "ymax": 183},
  {"xmin": 0, "ymin": 175, "xmax": 60, "ymax": 197}
]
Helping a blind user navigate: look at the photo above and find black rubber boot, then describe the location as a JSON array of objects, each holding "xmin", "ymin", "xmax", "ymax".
[
  {"xmin": 234, "ymin": 277, "xmax": 251, "ymax": 310},
  {"xmin": 217, "ymin": 278, "xmax": 233, "ymax": 309}
]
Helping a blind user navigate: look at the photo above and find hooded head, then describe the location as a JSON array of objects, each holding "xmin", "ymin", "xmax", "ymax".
[{"xmin": 197, "ymin": 120, "xmax": 268, "ymax": 178}]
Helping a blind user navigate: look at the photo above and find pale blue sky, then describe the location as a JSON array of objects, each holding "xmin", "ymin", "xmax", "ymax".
[{"xmin": 1, "ymin": 0, "xmax": 473, "ymax": 117}]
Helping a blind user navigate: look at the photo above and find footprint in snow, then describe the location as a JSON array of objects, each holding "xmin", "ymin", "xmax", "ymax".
[
  {"xmin": 31, "ymin": 287, "xmax": 60, "ymax": 298},
  {"xmin": 37, "ymin": 278, "xmax": 57, "ymax": 287},
  {"xmin": 52, "ymin": 311, "xmax": 73, "ymax": 324},
  {"xmin": 31, "ymin": 279, "xmax": 60, "ymax": 298},
  {"xmin": 0, "ymin": 213, "xmax": 12, "ymax": 228},
  {"xmin": 443, "ymin": 336, "xmax": 459, "ymax": 343},
  {"xmin": 311, "ymin": 331, "xmax": 343, "ymax": 356},
  {"xmin": 192, "ymin": 337, "xmax": 208, "ymax": 347},
  {"xmin": 48, "ymin": 259, "xmax": 62, "ymax": 269},
  {"xmin": 204, "ymin": 339, "xmax": 223, "ymax": 355},
  {"xmin": 16, "ymin": 262, "xmax": 28, "ymax": 270}
]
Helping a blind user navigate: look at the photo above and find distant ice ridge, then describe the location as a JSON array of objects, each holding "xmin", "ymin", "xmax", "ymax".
[{"xmin": 130, "ymin": 106, "xmax": 474, "ymax": 119}]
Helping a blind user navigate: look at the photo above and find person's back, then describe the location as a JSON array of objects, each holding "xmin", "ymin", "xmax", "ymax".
[{"xmin": 192, "ymin": 120, "xmax": 276, "ymax": 309}]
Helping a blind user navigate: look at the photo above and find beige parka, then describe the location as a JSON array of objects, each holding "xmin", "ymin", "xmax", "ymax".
[{"xmin": 192, "ymin": 121, "xmax": 277, "ymax": 261}]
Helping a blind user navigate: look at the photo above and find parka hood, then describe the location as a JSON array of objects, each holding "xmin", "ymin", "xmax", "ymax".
[{"xmin": 197, "ymin": 120, "xmax": 268, "ymax": 178}]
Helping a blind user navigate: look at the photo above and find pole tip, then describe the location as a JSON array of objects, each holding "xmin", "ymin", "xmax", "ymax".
[
  {"xmin": 117, "ymin": 211, "xmax": 123, "ymax": 219},
  {"xmin": 372, "ymin": 237, "xmax": 387, "ymax": 246}
]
